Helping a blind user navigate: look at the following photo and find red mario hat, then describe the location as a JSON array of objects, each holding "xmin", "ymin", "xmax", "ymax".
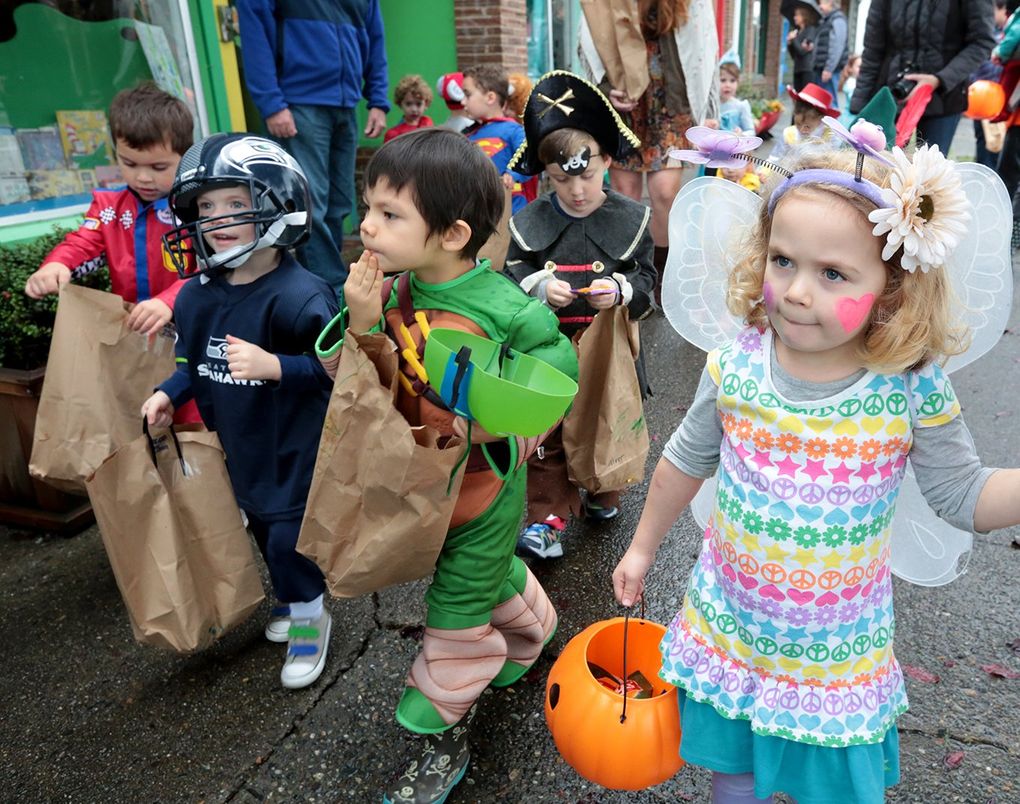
[
  {"xmin": 786, "ymin": 83, "xmax": 839, "ymax": 117},
  {"xmin": 437, "ymin": 72, "xmax": 465, "ymax": 110}
]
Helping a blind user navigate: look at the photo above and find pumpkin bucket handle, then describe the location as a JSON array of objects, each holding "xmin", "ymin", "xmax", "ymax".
[{"xmin": 619, "ymin": 597, "xmax": 647, "ymax": 724}]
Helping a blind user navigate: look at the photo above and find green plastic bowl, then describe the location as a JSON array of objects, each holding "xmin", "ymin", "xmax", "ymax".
[{"xmin": 423, "ymin": 328, "xmax": 577, "ymax": 437}]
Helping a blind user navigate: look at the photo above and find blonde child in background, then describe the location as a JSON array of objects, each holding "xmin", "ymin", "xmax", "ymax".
[
  {"xmin": 505, "ymin": 72, "xmax": 533, "ymax": 124},
  {"xmin": 839, "ymin": 54, "xmax": 861, "ymax": 115},
  {"xmin": 384, "ymin": 74, "xmax": 435, "ymax": 143},
  {"xmin": 615, "ymin": 140, "xmax": 1019, "ymax": 803},
  {"xmin": 769, "ymin": 82, "xmax": 838, "ymax": 161}
]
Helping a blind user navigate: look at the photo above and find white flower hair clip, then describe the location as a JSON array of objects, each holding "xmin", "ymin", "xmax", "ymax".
[{"xmin": 867, "ymin": 145, "xmax": 970, "ymax": 273}]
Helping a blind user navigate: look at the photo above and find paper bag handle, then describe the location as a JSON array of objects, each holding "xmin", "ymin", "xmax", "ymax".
[{"xmin": 142, "ymin": 417, "xmax": 187, "ymax": 474}]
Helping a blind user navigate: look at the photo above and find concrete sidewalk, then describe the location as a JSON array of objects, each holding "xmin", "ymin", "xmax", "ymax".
[{"xmin": 2, "ymin": 169, "xmax": 1018, "ymax": 804}]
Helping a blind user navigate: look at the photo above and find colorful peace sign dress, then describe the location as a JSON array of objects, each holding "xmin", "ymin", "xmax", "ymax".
[{"xmin": 659, "ymin": 327, "xmax": 960, "ymax": 747}]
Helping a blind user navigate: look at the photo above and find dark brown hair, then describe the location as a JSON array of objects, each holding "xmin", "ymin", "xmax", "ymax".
[
  {"xmin": 109, "ymin": 81, "xmax": 193, "ymax": 155},
  {"xmin": 464, "ymin": 65, "xmax": 510, "ymax": 105},
  {"xmin": 364, "ymin": 128, "xmax": 503, "ymax": 260},
  {"xmin": 720, "ymin": 62, "xmax": 741, "ymax": 81}
]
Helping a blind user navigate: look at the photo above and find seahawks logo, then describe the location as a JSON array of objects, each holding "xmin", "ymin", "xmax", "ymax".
[{"xmin": 221, "ymin": 137, "xmax": 304, "ymax": 177}]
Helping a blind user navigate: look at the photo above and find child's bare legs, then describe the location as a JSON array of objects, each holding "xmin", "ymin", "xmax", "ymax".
[{"xmin": 712, "ymin": 772, "xmax": 775, "ymax": 804}]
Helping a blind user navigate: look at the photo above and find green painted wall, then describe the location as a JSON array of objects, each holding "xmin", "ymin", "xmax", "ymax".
[{"xmin": 358, "ymin": 0, "xmax": 460, "ymax": 140}]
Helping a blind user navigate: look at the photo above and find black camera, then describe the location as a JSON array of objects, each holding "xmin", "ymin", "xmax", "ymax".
[{"xmin": 890, "ymin": 63, "xmax": 917, "ymax": 101}]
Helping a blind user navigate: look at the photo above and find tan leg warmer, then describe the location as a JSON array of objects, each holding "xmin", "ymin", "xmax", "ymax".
[{"xmin": 404, "ymin": 624, "xmax": 507, "ymax": 727}]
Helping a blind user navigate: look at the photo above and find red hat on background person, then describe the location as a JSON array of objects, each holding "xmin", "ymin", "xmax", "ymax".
[
  {"xmin": 437, "ymin": 72, "xmax": 465, "ymax": 110},
  {"xmin": 786, "ymin": 83, "xmax": 840, "ymax": 117}
]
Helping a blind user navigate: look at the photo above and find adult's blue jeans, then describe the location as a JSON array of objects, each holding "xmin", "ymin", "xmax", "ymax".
[
  {"xmin": 279, "ymin": 104, "xmax": 358, "ymax": 297},
  {"xmin": 915, "ymin": 113, "xmax": 962, "ymax": 155}
]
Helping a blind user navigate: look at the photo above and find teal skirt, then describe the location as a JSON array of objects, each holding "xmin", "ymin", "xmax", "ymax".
[{"xmin": 678, "ymin": 691, "xmax": 900, "ymax": 804}]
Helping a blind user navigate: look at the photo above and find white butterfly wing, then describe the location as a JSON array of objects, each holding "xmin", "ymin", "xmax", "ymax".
[
  {"xmin": 661, "ymin": 177, "xmax": 761, "ymax": 352},
  {"xmin": 943, "ymin": 162, "xmax": 1013, "ymax": 374},
  {"xmin": 889, "ymin": 464, "xmax": 972, "ymax": 586}
]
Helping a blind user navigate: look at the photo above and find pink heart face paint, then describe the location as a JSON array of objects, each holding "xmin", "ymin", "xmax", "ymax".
[
  {"xmin": 763, "ymin": 281, "xmax": 775, "ymax": 311},
  {"xmin": 835, "ymin": 293, "xmax": 875, "ymax": 333}
]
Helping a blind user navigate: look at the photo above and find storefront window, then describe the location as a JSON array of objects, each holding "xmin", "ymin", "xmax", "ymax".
[
  {"xmin": 527, "ymin": 0, "xmax": 582, "ymax": 78},
  {"xmin": 0, "ymin": 0, "xmax": 203, "ymax": 224}
]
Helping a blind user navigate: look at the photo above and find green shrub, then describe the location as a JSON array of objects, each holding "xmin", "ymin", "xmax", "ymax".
[{"xmin": 0, "ymin": 229, "xmax": 111, "ymax": 370}]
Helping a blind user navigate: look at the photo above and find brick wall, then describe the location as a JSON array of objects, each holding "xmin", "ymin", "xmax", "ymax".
[{"xmin": 453, "ymin": 0, "xmax": 528, "ymax": 73}]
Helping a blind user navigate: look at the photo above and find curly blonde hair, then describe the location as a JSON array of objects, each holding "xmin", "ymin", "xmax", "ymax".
[
  {"xmin": 727, "ymin": 147, "xmax": 969, "ymax": 373},
  {"xmin": 394, "ymin": 74, "xmax": 433, "ymax": 107}
]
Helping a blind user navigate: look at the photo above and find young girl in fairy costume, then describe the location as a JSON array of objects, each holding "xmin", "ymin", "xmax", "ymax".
[{"xmin": 613, "ymin": 124, "xmax": 1019, "ymax": 803}]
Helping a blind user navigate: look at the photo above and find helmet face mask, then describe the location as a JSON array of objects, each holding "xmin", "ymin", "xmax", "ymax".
[{"xmin": 163, "ymin": 135, "xmax": 311, "ymax": 278}]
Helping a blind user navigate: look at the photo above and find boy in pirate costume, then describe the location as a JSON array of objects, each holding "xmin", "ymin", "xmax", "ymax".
[
  {"xmin": 505, "ymin": 71, "xmax": 657, "ymax": 559},
  {"xmin": 315, "ymin": 128, "xmax": 577, "ymax": 804}
]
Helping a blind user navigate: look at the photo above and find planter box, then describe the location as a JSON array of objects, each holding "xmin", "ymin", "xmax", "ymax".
[{"xmin": 0, "ymin": 366, "xmax": 93, "ymax": 533}]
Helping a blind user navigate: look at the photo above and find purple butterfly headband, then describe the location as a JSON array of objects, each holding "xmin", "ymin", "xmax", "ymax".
[{"xmin": 668, "ymin": 122, "xmax": 969, "ymax": 273}]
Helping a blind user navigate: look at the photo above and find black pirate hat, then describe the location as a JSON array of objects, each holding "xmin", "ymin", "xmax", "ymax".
[{"xmin": 508, "ymin": 71, "xmax": 640, "ymax": 176}]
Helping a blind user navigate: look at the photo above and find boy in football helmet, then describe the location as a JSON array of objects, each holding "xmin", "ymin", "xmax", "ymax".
[{"xmin": 143, "ymin": 133, "xmax": 338, "ymax": 689}]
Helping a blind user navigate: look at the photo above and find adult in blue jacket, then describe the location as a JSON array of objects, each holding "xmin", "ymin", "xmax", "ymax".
[{"xmin": 238, "ymin": 0, "xmax": 390, "ymax": 295}]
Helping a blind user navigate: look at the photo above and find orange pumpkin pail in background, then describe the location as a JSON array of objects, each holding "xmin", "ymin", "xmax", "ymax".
[{"xmin": 544, "ymin": 616, "xmax": 683, "ymax": 791}]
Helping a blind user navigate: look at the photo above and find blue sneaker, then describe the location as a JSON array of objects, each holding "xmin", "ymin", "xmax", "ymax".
[{"xmin": 516, "ymin": 516, "xmax": 566, "ymax": 559}]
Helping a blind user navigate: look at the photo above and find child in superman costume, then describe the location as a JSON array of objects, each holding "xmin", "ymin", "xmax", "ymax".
[{"xmin": 315, "ymin": 128, "xmax": 577, "ymax": 804}]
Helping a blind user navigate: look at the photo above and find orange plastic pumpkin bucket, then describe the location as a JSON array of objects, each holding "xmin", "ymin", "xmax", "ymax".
[
  {"xmin": 966, "ymin": 80, "xmax": 1006, "ymax": 120},
  {"xmin": 545, "ymin": 616, "xmax": 683, "ymax": 790}
]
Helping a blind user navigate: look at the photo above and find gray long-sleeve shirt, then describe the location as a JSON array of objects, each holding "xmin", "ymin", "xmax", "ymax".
[{"xmin": 663, "ymin": 343, "xmax": 994, "ymax": 533}]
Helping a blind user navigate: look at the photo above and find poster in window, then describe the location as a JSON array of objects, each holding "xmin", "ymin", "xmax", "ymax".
[
  {"xmin": 16, "ymin": 128, "xmax": 66, "ymax": 171},
  {"xmin": 56, "ymin": 110, "xmax": 114, "ymax": 170}
]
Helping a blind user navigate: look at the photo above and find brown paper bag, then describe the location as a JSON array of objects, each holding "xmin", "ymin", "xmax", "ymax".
[
  {"xmin": 982, "ymin": 119, "xmax": 1006, "ymax": 154},
  {"xmin": 85, "ymin": 424, "xmax": 264, "ymax": 653},
  {"xmin": 30, "ymin": 283, "xmax": 177, "ymax": 493},
  {"xmin": 477, "ymin": 185, "xmax": 513, "ymax": 272},
  {"xmin": 562, "ymin": 306, "xmax": 649, "ymax": 494},
  {"xmin": 581, "ymin": 0, "xmax": 650, "ymax": 102},
  {"xmin": 298, "ymin": 331, "xmax": 467, "ymax": 598}
]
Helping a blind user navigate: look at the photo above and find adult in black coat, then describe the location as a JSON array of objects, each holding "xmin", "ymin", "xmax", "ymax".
[
  {"xmin": 850, "ymin": 0, "xmax": 996, "ymax": 152},
  {"xmin": 785, "ymin": 1, "xmax": 822, "ymax": 91}
]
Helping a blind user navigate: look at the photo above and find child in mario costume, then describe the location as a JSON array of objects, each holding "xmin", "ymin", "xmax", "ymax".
[
  {"xmin": 315, "ymin": 128, "xmax": 577, "ymax": 804},
  {"xmin": 504, "ymin": 71, "xmax": 657, "ymax": 559}
]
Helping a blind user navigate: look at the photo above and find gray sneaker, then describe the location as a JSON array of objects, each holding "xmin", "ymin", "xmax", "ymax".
[
  {"xmin": 264, "ymin": 603, "xmax": 290, "ymax": 643},
  {"xmin": 382, "ymin": 708, "xmax": 474, "ymax": 804},
  {"xmin": 280, "ymin": 609, "xmax": 331, "ymax": 689}
]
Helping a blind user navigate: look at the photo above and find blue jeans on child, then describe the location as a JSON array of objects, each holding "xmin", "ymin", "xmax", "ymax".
[
  {"xmin": 279, "ymin": 104, "xmax": 359, "ymax": 297},
  {"xmin": 247, "ymin": 513, "xmax": 326, "ymax": 603}
]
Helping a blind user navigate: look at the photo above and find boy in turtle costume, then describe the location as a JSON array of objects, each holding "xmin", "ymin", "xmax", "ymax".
[
  {"xmin": 505, "ymin": 71, "xmax": 657, "ymax": 559},
  {"xmin": 315, "ymin": 128, "xmax": 577, "ymax": 804}
]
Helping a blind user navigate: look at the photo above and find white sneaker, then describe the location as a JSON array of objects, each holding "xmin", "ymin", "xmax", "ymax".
[
  {"xmin": 280, "ymin": 609, "xmax": 331, "ymax": 689},
  {"xmin": 264, "ymin": 604, "xmax": 290, "ymax": 643}
]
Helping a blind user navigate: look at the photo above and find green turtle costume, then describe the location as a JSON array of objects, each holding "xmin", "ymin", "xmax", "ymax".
[{"xmin": 317, "ymin": 261, "xmax": 578, "ymax": 734}]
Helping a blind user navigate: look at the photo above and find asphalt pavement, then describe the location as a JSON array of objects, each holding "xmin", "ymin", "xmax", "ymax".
[{"xmin": 2, "ymin": 129, "xmax": 1019, "ymax": 803}]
